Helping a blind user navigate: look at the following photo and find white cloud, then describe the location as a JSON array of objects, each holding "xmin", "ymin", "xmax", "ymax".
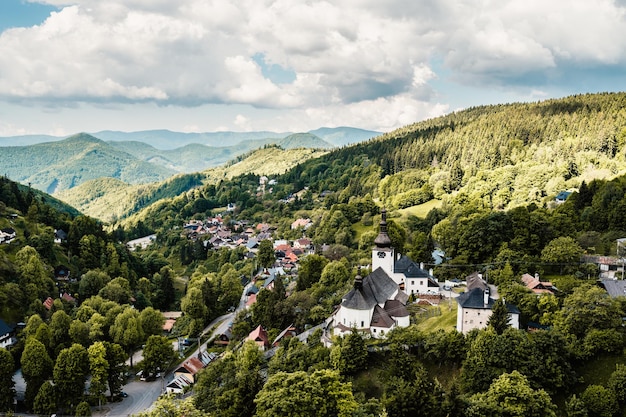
[{"xmin": 3, "ymin": 0, "xmax": 626, "ymax": 134}]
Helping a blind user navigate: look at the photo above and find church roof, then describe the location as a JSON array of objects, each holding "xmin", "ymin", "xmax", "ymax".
[
  {"xmin": 374, "ymin": 209, "xmax": 392, "ymax": 248},
  {"xmin": 371, "ymin": 305, "xmax": 396, "ymax": 328},
  {"xmin": 342, "ymin": 267, "xmax": 399, "ymax": 310},
  {"xmin": 384, "ymin": 299, "xmax": 409, "ymax": 318}
]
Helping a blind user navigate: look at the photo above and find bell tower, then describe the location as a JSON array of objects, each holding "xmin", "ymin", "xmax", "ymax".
[{"xmin": 372, "ymin": 209, "xmax": 394, "ymax": 274}]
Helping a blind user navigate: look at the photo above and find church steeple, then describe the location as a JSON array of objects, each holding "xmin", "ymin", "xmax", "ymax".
[
  {"xmin": 354, "ymin": 267, "xmax": 363, "ymax": 290},
  {"xmin": 374, "ymin": 208, "xmax": 392, "ymax": 249},
  {"xmin": 372, "ymin": 208, "xmax": 395, "ymax": 275}
]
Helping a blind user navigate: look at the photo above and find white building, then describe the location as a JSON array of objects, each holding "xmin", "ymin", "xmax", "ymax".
[
  {"xmin": 456, "ymin": 286, "xmax": 520, "ymax": 334},
  {"xmin": 331, "ymin": 209, "xmax": 413, "ymax": 338}
]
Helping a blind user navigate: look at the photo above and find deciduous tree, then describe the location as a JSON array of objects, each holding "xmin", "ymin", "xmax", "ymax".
[
  {"xmin": 466, "ymin": 371, "xmax": 556, "ymax": 417},
  {"xmin": 0, "ymin": 348, "xmax": 15, "ymax": 411},
  {"xmin": 254, "ymin": 369, "xmax": 358, "ymax": 417}
]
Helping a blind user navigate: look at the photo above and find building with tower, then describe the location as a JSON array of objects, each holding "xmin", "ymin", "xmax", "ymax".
[{"xmin": 330, "ymin": 209, "xmax": 437, "ymax": 338}]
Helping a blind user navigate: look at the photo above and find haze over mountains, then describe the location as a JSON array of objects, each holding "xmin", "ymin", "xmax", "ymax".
[{"xmin": 0, "ymin": 127, "xmax": 380, "ymax": 194}]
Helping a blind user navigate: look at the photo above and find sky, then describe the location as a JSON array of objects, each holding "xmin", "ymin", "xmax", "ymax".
[{"xmin": 1, "ymin": 0, "xmax": 626, "ymax": 138}]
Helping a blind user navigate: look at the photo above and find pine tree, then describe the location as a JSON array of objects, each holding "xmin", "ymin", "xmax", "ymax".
[{"xmin": 487, "ymin": 298, "xmax": 511, "ymax": 335}]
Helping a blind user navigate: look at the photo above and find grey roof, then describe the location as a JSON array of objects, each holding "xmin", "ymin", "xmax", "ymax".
[
  {"xmin": 394, "ymin": 256, "xmax": 429, "ymax": 278},
  {"xmin": 0, "ymin": 319, "xmax": 13, "ymax": 335},
  {"xmin": 371, "ymin": 305, "xmax": 395, "ymax": 328},
  {"xmin": 457, "ymin": 287, "xmax": 520, "ymax": 314},
  {"xmin": 600, "ymin": 279, "xmax": 626, "ymax": 298},
  {"xmin": 342, "ymin": 267, "xmax": 399, "ymax": 310},
  {"xmin": 465, "ymin": 272, "xmax": 488, "ymax": 291},
  {"xmin": 384, "ymin": 299, "xmax": 409, "ymax": 318}
]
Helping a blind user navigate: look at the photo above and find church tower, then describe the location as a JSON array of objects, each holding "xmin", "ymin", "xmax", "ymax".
[{"xmin": 372, "ymin": 209, "xmax": 395, "ymax": 275}]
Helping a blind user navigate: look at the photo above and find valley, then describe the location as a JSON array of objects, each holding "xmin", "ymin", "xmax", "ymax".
[{"xmin": 1, "ymin": 93, "xmax": 626, "ymax": 416}]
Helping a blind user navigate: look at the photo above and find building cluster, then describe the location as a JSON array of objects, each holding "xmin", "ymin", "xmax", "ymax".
[{"xmin": 165, "ymin": 351, "xmax": 219, "ymax": 395}]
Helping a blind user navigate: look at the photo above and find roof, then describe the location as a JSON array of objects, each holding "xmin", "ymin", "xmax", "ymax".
[
  {"xmin": 373, "ymin": 210, "xmax": 392, "ymax": 248},
  {"xmin": 394, "ymin": 256, "xmax": 429, "ymax": 278},
  {"xmin": 247, "ymin": 325, "xmax": 269, "ymax": 346},
  {"xmin": 521, "ymin": 274, "xmax": 556, "ymax": 294},
  {"xmin": 272, "ymin": 324, "xmax": 297, "ymax": 346},
  {"xmin": 465, "ymin": 272, "xmax": 488, "ymax": 291},
  {"xmin": 384, "ymin": 299, "xmax": 409, "ymax": 318},
  {"xmin": 370, "ymin": 305, "xmax": 396, "ymax": 328},
  {"xmin": 163, "ymin": 319, "xmax": 176, "ymax": 332},
  {"xmin": 342, "ymin": 267, "xmax": 399, "ymax": 310},
  {"xmin": 0, "ymin": 319, "xmax": 12, "ymax": 335},
  {"xmin": 599, "ymin": 279, "xmax": 626, "ymax": 298},
  {"xmin": 457, "ymin": 287, "xmax": 520, "ymax": 314},
  {"xmin": 176, "ymin": 357, "xmax": 204, "ymax": 376}
]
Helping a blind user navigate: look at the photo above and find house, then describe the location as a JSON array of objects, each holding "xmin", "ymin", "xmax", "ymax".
[
  {"xmin": 0, "ymin": 319, "xmax": 15, "ymax": 349},
  {"xmin": 272, "ymin": 324, "xmax": 298, "ymax": 347},
  {"xmin": 54, "ymin": 265, "xmax": 71, "ymax": 281},
  {"xmin": 291, "ymin": 218, "xmax": 313, "ymax": 230},
  {"xmin": 61, "ymin": 292, "xmax": 76, "ymax": 305},
  {"xmin": 245, "ymin": 293, "xmax": 257, "ymax": 309},
  {"xmin": 247, "ymin": 325, "xmax": 270, "ymax": 350},
  {"xmin": 330, "ymin": 210, "xmax": 411, "ymax": 338},
  {"xmin": 43, "ymin": 297, "xmax": 55, "ymax": 310},
  {"xmin": 294, "ymin": 238, "xmax": 312, "ymax": 250},
  {"xmin": 598, "ymin": 279, "xmax": 626, "ymax": 298},
  {"xmin": 214, "ymin": 328, "xmax": 232, "ymax": 346},
  {"xmin": 126, "ymin": 234, "xmax": 156, "ymax": 251},
  {"xmin": 456, "ymin": 287, "xmax": 520, "ymax": 334},
  {"xmin": 0, "ymin": 227, "xmax": 16, "ymax": 244},
  {"xmin": 174, "ymin": 356, "xmax": 205, "ymax": 382},
  {"xmin": 165, "ymin": 374, "xmax": 193, "ymax": 395},
  {"xmin": 162, "ymin": 311, "xmax": 182, "ymax": 333},
  {"xmin": 54, "ymin": 229, "xmax": 68, "ymax": 244},
  {"xmin": 521, "ymin": 273, "xmax": 557, "ymax": 295},
  {"xmin": 555, "ymin": 191, "xmax": 572, "ymax": 204}
]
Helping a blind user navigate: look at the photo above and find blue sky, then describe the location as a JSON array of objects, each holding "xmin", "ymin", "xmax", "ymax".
[
  {"xmin": 0, "ymin": 0, "xmax": 625, "ymax": 138},
  {"xmin": 0, "ymin": 0, "xmax": 56, "ymax": 31}
]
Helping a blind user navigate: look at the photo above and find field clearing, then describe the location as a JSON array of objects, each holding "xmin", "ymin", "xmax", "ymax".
[{"xmin": 397, "ymin": 199, "xmax": 442, "ymax": 218}]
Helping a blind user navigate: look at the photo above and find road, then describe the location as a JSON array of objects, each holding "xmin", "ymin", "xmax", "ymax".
[
  {"xmin": 93, "ymin": 282, "xmax": 253, "ymax": 416},
  {"xmin": 93, "ymin": 376, "xmax": 164, "ymax": 417}
]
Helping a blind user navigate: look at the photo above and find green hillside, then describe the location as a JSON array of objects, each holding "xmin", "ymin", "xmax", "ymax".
[
  {"xmin": 109, "ymin": 134, "xmax": 332, "ymax": 174},
  {"xmin": 58, "ymin": 145, "xmax": 327, "ymax": 223},
  {"xmin": 1, "ymin": 133, "xmax": 176, "ymax": 194}
]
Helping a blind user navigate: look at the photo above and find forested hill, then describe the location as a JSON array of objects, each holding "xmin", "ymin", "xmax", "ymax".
[
  {"xmin": 58, "ymin": 146, "xmax": 328, "ymax": 223},
  {"xmin": 0, "ymin": 133, "xmax": 176, "ymax": 194},
  {"xmin": 281, "ymin": 92, "xmax": 626, "ymax": 211}
]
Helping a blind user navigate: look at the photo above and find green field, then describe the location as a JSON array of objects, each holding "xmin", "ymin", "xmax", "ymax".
[{"xmin": 397, "ymin": 199, "xmax": 443, "ymax": 219}]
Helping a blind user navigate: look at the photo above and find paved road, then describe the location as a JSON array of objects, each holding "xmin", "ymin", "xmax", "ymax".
[
  {"xmin": 93, "ymin": 376, "xmax": 165, "ymax": 417},
  {"xmin": 93, "ymin": 284, "xmax": 251, "ymax": 416}
]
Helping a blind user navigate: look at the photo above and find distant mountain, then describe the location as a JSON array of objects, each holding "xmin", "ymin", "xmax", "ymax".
[
  {"xmin": 0, "ymin": 134, "xmax": 65, "ymax": 146},
  {"xmin": 0, "ymin": 127, "xmax": 381, "ymax": 150},
  {"xmin": 92, "ymin": 129, "xmax": 288, "ymax": 149},
  {"xmin": 277, "ymin": 133, "xmax": 334, "ymax": 149},
  {"xmin": 309, "ymin": 127, "xmax": 381, "ymax": 146},
  {"xmin": 0, "ymin": 133, "xmax": 176, "ymax": 194}
]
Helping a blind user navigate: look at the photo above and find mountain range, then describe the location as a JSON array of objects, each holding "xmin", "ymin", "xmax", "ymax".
[{"xmin": 0, "ymin": 127, "xmax": 380, "ymax": 194}]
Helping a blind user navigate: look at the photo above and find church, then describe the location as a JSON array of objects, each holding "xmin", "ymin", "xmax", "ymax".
[{"xmin": 331, "ymin": 209, "xmax": 438, "ymax": 338}]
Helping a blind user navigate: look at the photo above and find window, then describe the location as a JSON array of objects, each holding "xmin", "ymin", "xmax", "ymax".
[{"xmin": 361, "ymin": 321, "xmax": 364, "ymax": 327}]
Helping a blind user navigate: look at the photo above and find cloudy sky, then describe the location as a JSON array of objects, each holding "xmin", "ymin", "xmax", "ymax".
[{"xmin": 1, "ymin": 0, "xmax": 625, "ymax": 137}]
